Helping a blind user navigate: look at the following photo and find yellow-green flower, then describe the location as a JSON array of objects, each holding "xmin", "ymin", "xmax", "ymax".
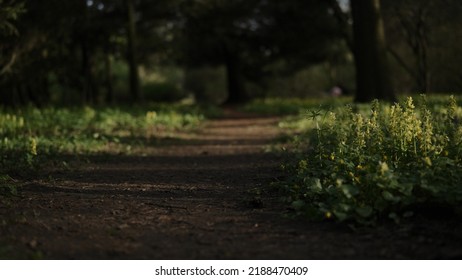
[{"xmin": 29, "ymin": 138, "xmax": 37, "ymax": 156}]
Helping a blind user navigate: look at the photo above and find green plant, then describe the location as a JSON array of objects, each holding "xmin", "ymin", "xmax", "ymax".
[
  {"xmin": 0, "ymin": 174, "xmax": 17, "ymax": 196},
  {"xmin": 280, "ymin": 95, "xmax": 462, "ymax": 224},
  {"xmin": 0, "ymin": 103, "xmax": 217, "ymax": 180},
  {"xmin": 241, "ymin": 97, "xmax": 351, "ymax": 116}
]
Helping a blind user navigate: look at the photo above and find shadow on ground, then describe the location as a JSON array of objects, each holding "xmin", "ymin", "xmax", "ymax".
[{"xmin": 1, "ymin": 115, "xmax": 462, "ymax": 259}]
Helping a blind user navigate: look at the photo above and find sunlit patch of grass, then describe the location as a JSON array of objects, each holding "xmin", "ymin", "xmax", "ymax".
[
  {"xmin": 0, "ymin": 103, "xmax": 219, "ymax": 180},
  {"xmin": 241, "ymin": 97, "xmax": 352, "ymax": 116}
]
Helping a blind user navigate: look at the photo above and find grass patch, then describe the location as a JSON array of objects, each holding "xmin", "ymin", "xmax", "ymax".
[
  {"xmin": 241, "ymin": 97, "xmax": 352, "ymax": 116},
  {"xmin": 0, "ymin": 103, "xmax": 219, "ymax": 180}
]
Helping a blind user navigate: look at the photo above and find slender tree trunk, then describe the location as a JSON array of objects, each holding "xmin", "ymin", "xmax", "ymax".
[
  {"xmin": 80, "ymin": 1, "xmax": 97, "ymax": 105},
  {"xmin": 26, "ymin": 84, "xmax": 41, "ymax": 107},
  {"xmin": 104, "ymin": 52, "xmax": 114, "ymax": 104},
  {"xmin": 223, "ymin": 49, "xmax": 247, "ymax": 105},
  {"xmin": 351, "ymin": 0, "xmax": 396, "ymax": 102},
  {"xmin": 415, "ymin": 10, "xmax": 429, "ymax": 93},
  {"xmin": 16, "ymin": 84, "xmax": 26, "ymax": 106},
  {"xmin": 81, "ymin": 41, "xmax": 97, "ymax": 104},
  {"xmin": 125, "ymin": 0, "xmax": 141, "ymax": 103},
  {"xmin": 0, "ymin": 80, "xmax": 17, "ymax": 106},
  {"xmin": 396, "ymin": 6, "xmax": 430, "ymax": 93}
]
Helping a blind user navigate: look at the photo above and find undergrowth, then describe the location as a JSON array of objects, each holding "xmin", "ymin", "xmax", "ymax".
[
  {"xmin": 280, "ymin": 95, "xmax": 462, "ymax": 224},
  {"xmin": 241, "ymin": 97, "xmax": 351, "ymax": 116},
  {"xmin": 0, "ymin": 103, "xmax": 215, "ymax": 190}
]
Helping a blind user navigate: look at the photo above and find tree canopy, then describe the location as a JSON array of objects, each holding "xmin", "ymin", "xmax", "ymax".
[{"xmin": 1, "ymin": 0, "xmax": 462, "ymax": 106}]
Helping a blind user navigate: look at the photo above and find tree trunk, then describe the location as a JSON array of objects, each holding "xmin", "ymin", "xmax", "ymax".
[
  {"xmin": 125, "ymin": 0, "xmax": 141, "ymax": 103},
  {"xmin": 223, "ymin": 49, "xmax": 247, "ymax": 105},
  {"xmin": 351, "ymin": 0, "xmax": 396, "ymax": 103},
  {"xmin": 104, "ymin": 52, "xmax": 114, "ymax": 104},
  {"xmin": 81, "ymin": 41, "xmax": 98, "ymax": 104},
  {"xmin": 415, "ymin": 8, "xmax": 429, "ymax": 93},
  {"xmin": 395, "ymin": 6, "xmax": 430, "ymax": 93}
]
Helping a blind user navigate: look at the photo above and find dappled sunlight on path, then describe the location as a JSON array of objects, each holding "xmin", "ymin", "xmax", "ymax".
[{"xmin": 2, "ymin": 112, "xmax": 462, "ymax": 259}]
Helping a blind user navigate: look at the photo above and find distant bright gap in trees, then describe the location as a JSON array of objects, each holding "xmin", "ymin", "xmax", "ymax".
[
  {"xmin": 86, "ymin": 0, "xmax": 104, "ymax": 10},
  {"xmin": 338, "ymin": 0, "xmax": 349, "ymax": 11}
]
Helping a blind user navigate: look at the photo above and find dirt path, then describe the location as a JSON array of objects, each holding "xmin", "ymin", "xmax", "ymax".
[{"xmin": 2, "ymin": 113, "xmax": 462, "ymax": 259}]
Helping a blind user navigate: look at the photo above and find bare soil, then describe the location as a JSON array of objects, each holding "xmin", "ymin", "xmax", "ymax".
[{"xmin": 1, "ymin": 111, "xmax": 462, "ymax": 259}]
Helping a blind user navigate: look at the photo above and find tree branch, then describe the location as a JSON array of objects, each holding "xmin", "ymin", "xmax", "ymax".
[
  {"xmin": 0, "ymin": 50, "xmax": 18, "ymax": 76},
  {"xmin": 326, "ymin": 0, "xmax": 354, "ymax": 52},
  {"xmin": 387, "ymin": 46, "xmax": 418, "ymax": 80}
]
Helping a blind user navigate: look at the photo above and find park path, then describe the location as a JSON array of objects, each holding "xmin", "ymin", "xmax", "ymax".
[{"xmin": 1, "ymin": 111, "xmax": 462, "ymax": 259}]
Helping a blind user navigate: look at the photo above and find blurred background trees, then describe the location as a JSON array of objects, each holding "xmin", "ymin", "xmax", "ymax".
[
  {"xmin": 382, "ymin": 0, "xmax": 462, "ymax": 94},
  {"xmin": 0, "ymin": 0, "xmax": 461, "ymax": 107},
  {"xmin": 179, "ymin": 0, "xmax": 342, "ymax": 104},
  {"xmin": 349, "ymin": 0, "xmax": 395, "ymax": 102}
]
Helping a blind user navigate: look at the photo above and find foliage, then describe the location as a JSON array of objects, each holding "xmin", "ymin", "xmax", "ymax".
[
  {"xmin": 241, "ymin": 97, "xmax": 351, "ymax": 116},
  {"xmin": 382, "ymin": 0, "xmax": 462, "ymax": 93},
  {"xmin": 0, "ymin": 0, "xmax": 25, "ymax": 36},
  {"xmin": 0, "ymin": 174, "xmax": 17, "ymax": 196},
  {"xmin": 2, "ymin": 1, "xmax": 462, "ymax": 107},
  {"xmin": 0, "ymin": 104, "xmax": 213, "ymax": 179},
  {"xmin": 280, "ymin": 95, "xmax": 462, "ymax": 224},
  {"xmin": 180, "ymin": 0, "xmax": 344, "ymax": 103}
]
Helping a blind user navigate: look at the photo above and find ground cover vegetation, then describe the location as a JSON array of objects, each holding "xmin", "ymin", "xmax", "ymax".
[
  {"xmin": 276, "ymin": 94, "xmax": 462, "ymax": 224},
  {"xmin": 241, "ymin": 97, "xmax": 351, "ymax": 116},
  {"xmin": 0, "ymin": 104, "xmax": 217, "ymax": 196}
]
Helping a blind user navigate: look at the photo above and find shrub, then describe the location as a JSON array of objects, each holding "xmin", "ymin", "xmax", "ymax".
[{"xmin": 281, "ymin": 95, "xmax": 462, "ymax": 224}]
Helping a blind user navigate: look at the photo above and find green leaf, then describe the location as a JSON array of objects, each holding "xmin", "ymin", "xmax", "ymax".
[
  {"xmin": 403, "ymin": 211, "xmax": 414, "ymax": 218},
  {"xmin": 388, "ymin": 212, "xmax": 400, "ymax": 223},
  {"xmin": 355, "ymin": 206, "xmax": 373, "ymax": 218},
  {"xmin": 333, "ymin": 210, "xmax": 348, "ymax": 221},
  {"xmin": 399, "ymin": 183, "xmax": 413, "ymax": 196},
  {"xmin": 291, "ymin": 200, "xmax": 305, "ymax": 210},
  {"xmin": 382, "ymin": 191, "xmax": 400, "ymax": 202},
  {"xmin": 374, "ymin": 198, "xmax": 387, "ymax": 211},
  {"xmin": 341, "ymin": 184, "xmax": 359, "ymax": 199},
  {"xmin": 338, "ymin": 203, "xmax": 352, "ymax": 212},
  {"xmin": 310, "ymin": 178, "xmax": 322, "ymax": 192}
]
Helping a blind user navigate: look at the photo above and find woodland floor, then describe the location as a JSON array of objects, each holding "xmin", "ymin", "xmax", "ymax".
[{"xmin": 1, "ymin": 110, "xmax": 462, "ymax": 259}]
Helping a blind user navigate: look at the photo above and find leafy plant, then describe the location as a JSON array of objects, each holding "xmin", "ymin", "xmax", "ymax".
[
  {"xmin": 0, "ymin": 174, "xmax": 17, "ymax": 196},
  {"xmin": 280, "ymin": 95, "xmax": 462, "ymax": 224}
]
